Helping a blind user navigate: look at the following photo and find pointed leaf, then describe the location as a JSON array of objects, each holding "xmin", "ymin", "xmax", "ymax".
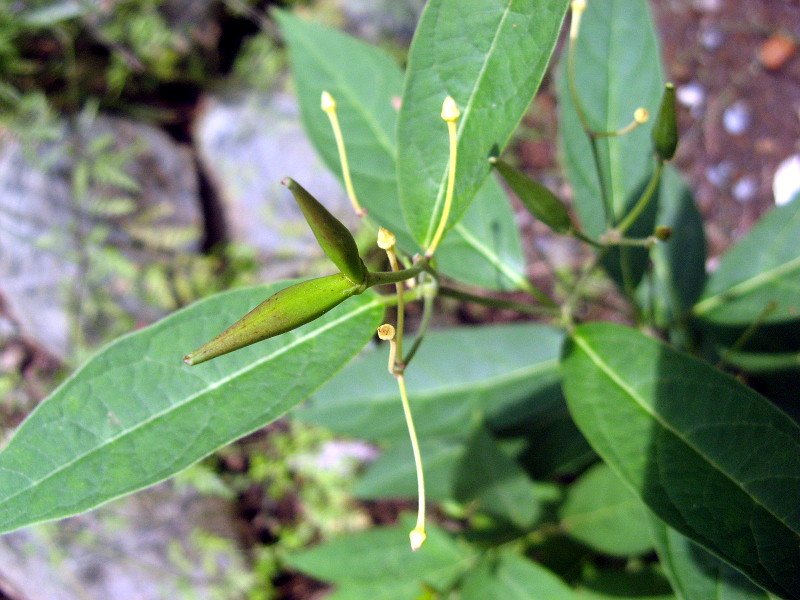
[
  {"xmin": 461, "ymin": 552, "xmax": 579, "ymax": 600},
  {"xmin": 287, "ymin": 516, "xmax": 475, "ymax": 594},
  {"xmin": 296, "ymin": 324, "xmax": 564, "ymax": 442},
  {"xmin": 577, "ymin": 568, "xmax": 675, "ymax": 600},
  {"xmin": 276, "ymin": 10, "xmax": 528, "ymax": 290},
  {"xmin": 644, "ymin": 166, "xmax": 706, "ymax": 337},
  {"xmin": 398, "ymin": 0, "xmax": 569, "ymax": 246},
  {"xmin": 558, "ymin": 0, "xmax": 664, "ymax": 237},
  {"xmin": 694, "ymin": 194, "xmax": 800, "ymax": 351},
  {"xmin": 561, "ymin": 322, "xmax": 800, "ymax": 599},
  {"xmin": 438, "ymin": 175, "xmax": 528, "ymax": 292},
  {"xmin": 559, "ymin": 462, "xmax": 653, "ymax": 557},
  {"xmin": 453, "ymin": 425, "xmax": 560, "ymax": 528},
  {"xmin": 0, "ymin": 283, "xmax": 384, "ymax": 533},
  {"xmin": 649, "ymin": 517, "xmax": 778, "ymax": 600}
]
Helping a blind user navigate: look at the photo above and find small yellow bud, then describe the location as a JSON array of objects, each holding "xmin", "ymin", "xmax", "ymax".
[
  {"xmin": 634, "ymin": 107, "xmax": 650, "ymax": 124},
  {"xmin": 377, "ymin": 323, "xmax": 396, "ymax": 340},
  {"xmin": 321, "ymin": 91, "xmax": 337, "ymax": 113},
  {"xmin": 377, "ymin": 227, "xmax": 397, "ymax": 250},
  {"xmin": 571, "ymin": 0, "xmax": 586, "ymax": 12},
  {"xmin": 441, "ymin": 96, "xmax": 460, "ymax": 122},
  {"xmin": 409, "ymin": 527, "xmax": 427, "ymax": 551}
]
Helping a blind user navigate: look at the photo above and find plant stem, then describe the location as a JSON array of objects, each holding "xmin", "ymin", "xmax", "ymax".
[
  {"xmin": 402, "ymin": 275, "xmax": 438, "ymax": 366},
  {"xmin": 425, "ymin": 99, "xmax": 460, "ymax": 258},
  {"xmin": 616, "ymin": 159, "xmax": 664, "ymax": 235},
  {"xmin": 398, "ymin": 372, "xmax": 426, "ymax": 551},
  {"xmin": 439, "ymin": 286, "xmax": 560, "ymax": 317},
  {"xmin": 321, "ymin": 92, "xmax": 365, "ymax": 216},
  {"xmin": 366, "ymin": 262, "xmax": 427, "ymax": 287},
  {"xmin": 566, "ymin": 3, "xmax": 614, "ymax": 226}
]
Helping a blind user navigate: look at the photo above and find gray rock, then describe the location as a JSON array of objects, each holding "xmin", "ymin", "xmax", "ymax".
[
  {"xmin": 0, "ymin": 116, "xmax": 202, "ymax": 357},
  {"xmin": 194, "ymin": 88, "xmax": 357, "ymax": 280},
  {"xmin": 0, "ymin": 481, "xmax": 249, "ymax": 600},
  {"xmin": 337, "ymin": 0, "xmax": 424, "ymax": 43}
]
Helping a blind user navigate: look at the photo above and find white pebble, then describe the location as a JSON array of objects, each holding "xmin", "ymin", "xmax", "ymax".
[
  {"xmin": 773, "ymin": 154, "xmax": 800, "ymax": 206},
  {"xmin": 732, "ymin": 176, "xmax": 758, "ymax": 202},
  {"xmin": 723, "ymin": 101, "xmax": 750, "ymax": 135},
  {"xmin": 676, "ymin": 83, "xmax": 705, "ymax": 116}
]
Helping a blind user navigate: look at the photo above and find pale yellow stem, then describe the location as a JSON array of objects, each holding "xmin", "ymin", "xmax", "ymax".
[
  {"xmin": 425, "ymin": 96, "xmax": 460, "ymax": 258},
  {"xmin": 321, "ymin": 91, "xmax": 365, "ymax": 217},
  {"xmin": 398, "ymin": 373, "xmax": 426, "ymax": 551}
]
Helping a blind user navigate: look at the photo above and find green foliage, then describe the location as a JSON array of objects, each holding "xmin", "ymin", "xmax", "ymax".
[
  {"xmin": 558, "ymin": 463, "xmax": 653, "ymax": 557},
  {"xmin": 561, "ymin": 322, "xmax": 800, "ymax": 598},
  {"xmin": 398, "ymin": 0, "xmax": 569, "ymax": 247},
  {"xmin": 0, "ymin": 284, "xmax": 383, "ymax": 533},
  {"xmin": 1, "ymin": 2, "xmax": 798, "ymax": 600}
]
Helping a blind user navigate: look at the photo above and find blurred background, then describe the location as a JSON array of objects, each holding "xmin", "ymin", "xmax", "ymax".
[{"xmin": 0, "ymin": 0, "xmax": 798, "ymax": 598}]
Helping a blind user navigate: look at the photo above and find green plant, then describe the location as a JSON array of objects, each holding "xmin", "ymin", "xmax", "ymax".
[{"xmin": 1, "ymin": 1, "xmax": 799, "ymax": 599}]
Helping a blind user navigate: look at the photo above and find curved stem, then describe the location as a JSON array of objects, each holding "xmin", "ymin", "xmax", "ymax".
[
  {"xmin": 567, "ymin": 4, "xmax": 614, "ymax": 226},
  {"xmin": 398, "ymin": 373, "xmax": 426, "ymax": 551},
  {"xmin": 402, "ymin": 275, "xmax": 438, "ymax": 366},
  {"xmin": 617, "ymin": 159, "xmax": 664, "ymax": 235},
  {"xmin": 426, "ymin": 122, "xmax": 458, "ymax": 257},
  {"xmin": 439, "ymin": 286, "xmax": 560, "ymax": 317}
]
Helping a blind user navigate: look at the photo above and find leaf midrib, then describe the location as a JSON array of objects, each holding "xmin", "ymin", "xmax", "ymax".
[
  {"xmin": 694, "ymin": 252, "xmax": 800, "ymax": 316},
  {"xmin": 0, "ymin": 296, "xmax": 380, "ymax": 514},
  {"xmin": 572, "ymin": 332, "xmax": 797, "ymax": 537}
]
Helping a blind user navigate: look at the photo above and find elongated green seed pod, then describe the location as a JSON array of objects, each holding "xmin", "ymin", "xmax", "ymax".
[
  {"xmin": 652, "ymin": 83, "xmax": 678, "ymax": 161},
  {"xmin": 490, "ymin": 157, "xmax": 574, "ymax": 234},
  {"xmin": 184, "ymin": 273, "xmax": 362, "ymax": 366},
  {"xmin": 282, "ymin": 177, "xmax": 367, "ymax": 284}
]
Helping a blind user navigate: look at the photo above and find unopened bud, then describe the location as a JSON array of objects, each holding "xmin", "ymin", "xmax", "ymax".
[
  {"xmin": 377, "ymin": 227, "xmax": 397, "ymax": 251},
  {"xmin": 441, "ymin": 96, "xmax": 460, "ymax": 122},
  {"xmin": 409, "ymin": 528, "xmax": 427, "ymax": 552},
  {"xmin": 320, "ymin": 91, "xmax": 336, "ymax": 113},
  {"xmin": 652, "ymin": 83, "xmax": 678, "ymax": 161},
  {"xmin": 654, "ymin": 226, "xmax": 673, "ymax": 241}
]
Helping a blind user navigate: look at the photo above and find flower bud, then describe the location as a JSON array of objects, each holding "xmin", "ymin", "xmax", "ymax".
[
  {"xmin": 654, "ymin": 225, "xmax": 673, "ymax": 241},
  {"xmin": 377, "ymin": 323, "xmax": 396, "ymax": 340},
  {"xmin": 490, "ymin": 157, "xmax": 574, "ymax": 234},
  {"xmin": 282, "ymin": 177, "xmax": 367, "ymax": 284},
  {"xmin": 184, "ymin": 273, "xmax": 362, "ymax": 366},
  {"xmin": 652, "ymin": 83, "xmax": 678, "ymax": 161}
]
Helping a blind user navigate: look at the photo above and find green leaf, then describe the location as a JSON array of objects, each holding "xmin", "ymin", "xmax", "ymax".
[
  {"xmin": 287, "ymin": 516, "xmax": 475, "ymax": 598},
  {"xmin": 644, "ymin": 166, "xmax": 707, "ymax": 337},
  {"xmin": 717, "ymin": 347, "xmax": 800, "ymax": 375},
  {"xmin": 576, "ymin": 568, "xmax": 675, "ymax": 600},
  {"xmin": 297, "ymin": 325, "xmax": 563, "ymax": 511},
  {"xmin": 354, "ymin": 437, "xmax": 464, "ymax": 502},
  {"xmin": 487, "ymin": 383, "xmax": 596, "ymax": 479},
  {"xmin": 275, "ymin": 10, "xmax": 409, "ymax": 246},
  {"xmin": 276, "ymin": 10, "xmax": 528, "ymax": 291},
  {"xmin": 559, "ymin": 463, "xmax": 653, "ymax": 557},
  {"xmin": 560, "ymin": 322, "xmax": 800, "ymax": 599},
  {"xmin": 0, "ymin": 283, "xmax": 384, "ymax": 534},
  {"xmin": 693, "ymin": 194, "xmax": 800, "ymax": 350},
  {"xmin": 453, "ymin": 426, "xmax": 561, "ymax": 528},
  {"xmin": 557, "ymin": 0, "xmax": 664, "ymax": 237},
  {"xmin": 437, "ymin": 175, "xmax": 527, "ymax": 292},
  {"xmin": 296, "ymin": 324, "xmax": 564, "ymax": 442},
  {"xmin": 461, "ymin": 552, "xmax": 579, "ymax": 600},
  {"xmin": 649, "ymin": 517, "xmax": 778, "ymax": 600},
  {"xmin": 398, "ymin": 0, "xmax": 569, "ymax": 247}
]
